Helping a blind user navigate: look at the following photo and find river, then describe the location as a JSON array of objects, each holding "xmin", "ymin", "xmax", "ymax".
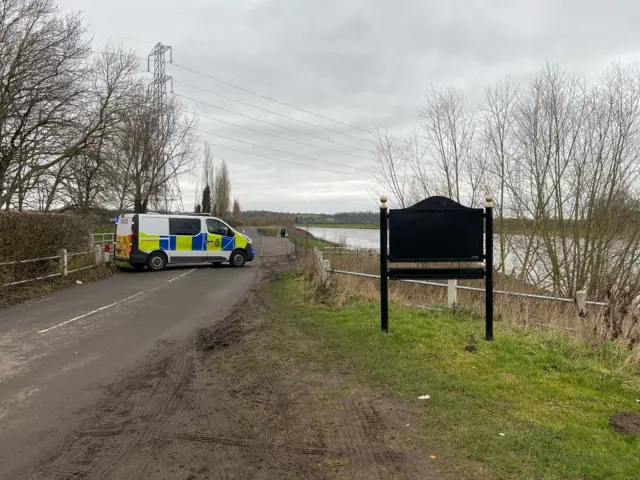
[{"xmin": 300, "ymin": 226, "xmax": 538, "ymax": 282}]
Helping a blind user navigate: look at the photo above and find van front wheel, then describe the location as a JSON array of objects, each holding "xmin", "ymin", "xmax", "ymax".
[
  {"xmin": 147, "ymin": 252, "xmax": 168, "ymax": 271},
  {"xmin": 229, "ymin": 250, "xmax": 246, "ymax": 267}
]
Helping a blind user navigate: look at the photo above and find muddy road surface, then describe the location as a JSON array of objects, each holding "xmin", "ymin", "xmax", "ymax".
[
  {"xmin": 0, "ymin": 230, "xmax": 263, "ymax": 479},
  {"xmin": 4, "ymin": 234, "xmax": 439, "ymax": 479}
]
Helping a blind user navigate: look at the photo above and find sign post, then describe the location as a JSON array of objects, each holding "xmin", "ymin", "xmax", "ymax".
[
  {"xmin": 380, "ymin": 196, "xmax": 389, "ymax": 333},
  {"xmin": 485, "ymin": 196, "xmax": 494, "ymax": 340},
  {"xmin": 379, "ymin": 195, "xmax": 494, "ymax": 340}
]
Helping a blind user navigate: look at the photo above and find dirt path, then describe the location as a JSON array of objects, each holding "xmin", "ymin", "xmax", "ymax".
[{"xmin": 27, "ymin": 237, "xmax": 440, "ymax": 479}]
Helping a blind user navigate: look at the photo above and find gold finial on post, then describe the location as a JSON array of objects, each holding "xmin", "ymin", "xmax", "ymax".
[
  {"xmin": 485, "ymin": 195, "xmax": 493, "ymax": 208},
  {"xmin": 380, "ymin": 195, "xmax": 388, "ymax": 209}
]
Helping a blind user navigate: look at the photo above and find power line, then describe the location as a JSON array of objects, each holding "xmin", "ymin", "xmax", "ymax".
[
  {"xmin": 89, "ymin": 50, "xmax": 147, "ymax": 62},
  {"xmin": 89, "ymin": 32, "xmax": 414, "ymax": 147},
  {"xmin": 90, "ymin": 31, "xmax": 158, "ymax": 46},
  {"xmin": 177, "ymin": 94, "xmax": 373, "ymax": 154},
  {"xmin": 173, "ymin": 78, "xmax": 376, "ymax": 149},
  {"xmin": 189, "ymin": 109, "xmax": 373, "ymax": 162},
  {"xmin": 195, "ymin": 140, "xmax": 367, "ymax": 178},
  {"xmin": 172, "ymin": 62, "xmax": 377, "ymax": 138},
  {"xmin": 193, "ymin": 127, "xmax": 371, "ymax": 173}
]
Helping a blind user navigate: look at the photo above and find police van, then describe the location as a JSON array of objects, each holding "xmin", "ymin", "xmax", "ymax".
[{"xmin": 113, "ymin": 213, "xmax": 255, "ymax": 271}]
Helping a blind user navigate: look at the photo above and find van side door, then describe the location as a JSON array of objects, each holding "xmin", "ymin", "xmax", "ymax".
[
  {"xmin": 206, "ymin": 219, "xmax": 235, "ymax": 261},
  {"xmin": 168, "ymin": 217, "xmax": 207, "ymax": 262}
]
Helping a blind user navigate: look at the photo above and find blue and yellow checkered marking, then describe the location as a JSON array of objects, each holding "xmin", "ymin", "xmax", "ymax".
[
  {"xmin": 138, "ymin": 231, "xmax": 242, "ymax": 253},
  {"xmin": 222, "ymin": 236, "xmax": 235, "ymax": 251},
  {"xmin": 191, "ymin": 232, "xmax": 206, "ymax": 251}
]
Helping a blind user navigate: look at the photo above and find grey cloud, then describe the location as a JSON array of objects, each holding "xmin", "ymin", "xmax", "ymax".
[{"xmin": 59, "ymin": 0, "xmax": 640, "ymax": 213}]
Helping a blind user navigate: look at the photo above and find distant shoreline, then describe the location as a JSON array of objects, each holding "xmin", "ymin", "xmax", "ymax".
[{"xmin": 295, "ymin": 223, "xmax": 378, "ymax": 230}]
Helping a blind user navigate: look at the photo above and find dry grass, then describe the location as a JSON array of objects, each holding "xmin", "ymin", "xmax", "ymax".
[
  {"xmin": 268, "ymin": 272, "xmax": 640, "ymax": 479},
  {"xmin": 306, "ymin": 251, "xmax": 640, "ymax": 361}
]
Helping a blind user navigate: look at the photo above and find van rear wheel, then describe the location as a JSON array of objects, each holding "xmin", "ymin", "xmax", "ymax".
[
  {"xmin": 147, "ymin": 252, "xmax": 168, "ymax": 271},
  {"xmin": 229, "ymin": 250, "xmax": 246, "ymax": 267}
]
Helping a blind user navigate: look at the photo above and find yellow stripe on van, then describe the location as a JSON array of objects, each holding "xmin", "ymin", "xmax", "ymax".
[
  {"xmin": 139, "ymin": 232, "xmax": 160, "ymax": 252},
  {"xmin": 175, "ymin": 236, "xmax": 192, "ymax": 251},
  {"xmin": 234, "ymin": 233, "xmax": 248, "ymax": 249}
]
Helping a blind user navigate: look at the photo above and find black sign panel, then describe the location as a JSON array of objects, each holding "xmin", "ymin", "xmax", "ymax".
[
  {"xmin": 388, "ymin": 208, "xmax": 484, "ymax": 262},
  {"xmin": 380, "ymin": 195, "xmax": 494, "ymax": 340}
]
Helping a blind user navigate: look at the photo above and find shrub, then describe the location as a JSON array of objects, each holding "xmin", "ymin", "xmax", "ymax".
[{"xmin": 0, "ymin": 212, "xmax": 92, "ymax": 286}]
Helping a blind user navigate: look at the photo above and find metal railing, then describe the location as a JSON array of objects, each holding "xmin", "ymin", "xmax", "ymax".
[
  {"xmin": 1, "ymin": 246, "xmax": 109, "ymax": 288},
  {"xmin": 326, "ymin": 268, "xmax": 608, "ymax": 307},
  {"xmin": 92, "ymin": 232, "xmax": 114, "ymax": 246}
]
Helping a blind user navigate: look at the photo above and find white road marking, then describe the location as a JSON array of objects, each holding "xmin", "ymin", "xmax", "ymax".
[
  {"xmin": 38, "ymin": 292, "xmax": 144, "ymax": 334},
  {"xmin": 167, "ymin": 268, "xmax": 196, "ymax": 283}
]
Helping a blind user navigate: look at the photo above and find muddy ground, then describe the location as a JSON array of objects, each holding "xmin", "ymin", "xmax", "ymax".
[{"xmin": 27, "ymin": 244, "xmax": 441, "ymax": 479}]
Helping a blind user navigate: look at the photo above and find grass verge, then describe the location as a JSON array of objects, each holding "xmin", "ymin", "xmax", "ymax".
[{"xmin": 264, "ymin": 271, "xmax": 640, "ymax": 480}]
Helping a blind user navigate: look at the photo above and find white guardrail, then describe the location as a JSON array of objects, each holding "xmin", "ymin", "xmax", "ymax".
[
  {"xmin": 92, "ymin": 232, "xmax": 115, "ymax": 248},
  {"xmin": 314, "ymin": 248, "xmax": 607, "ymax": 312},
  {"xmin": 1, "ymin": 236, "xmax": 112, "ymax": 288}
]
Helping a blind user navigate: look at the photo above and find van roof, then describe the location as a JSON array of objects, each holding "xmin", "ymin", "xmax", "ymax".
[{"xmin": 119, "ymin": 213, "xmax": 225, "ymax": 220}]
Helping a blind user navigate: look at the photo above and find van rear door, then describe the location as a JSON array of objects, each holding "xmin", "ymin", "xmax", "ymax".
[{"xmin": 115, "ymin": 215, "xmax": 133, "ymax": 260}]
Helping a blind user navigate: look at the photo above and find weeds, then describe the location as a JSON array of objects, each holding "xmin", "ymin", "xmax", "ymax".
[
  {"xmin": 267, "ymin": 271, "xmax": 640, "ymax": 479},
  {"xmin": 299, "ymin": 250, "xmax": 640, "ymax": 362}
]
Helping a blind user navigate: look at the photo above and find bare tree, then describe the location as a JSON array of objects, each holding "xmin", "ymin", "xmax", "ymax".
[
  {"xmin": 0, "ymin": 0, "xmax": 139, "ymax": 210},
  {"xmin": 372, "ymin": 128, "xmax": 435, "ymax": 208},
  {"xmin": 200, "ymin": 141, "xmax": 215, "ymax": 213},
  {"xmin": 481, "ymin": 78, "xmax": 518, "ymax": 273},
  {"xmin": 213, "ymin": 159, "xmax": 231, "ymax": 216},
  {"xmin": 420, "ymin": 86, "xmax": 478, "ymax": 204},
  {"xmin": 105, "ymin": 86, "xmax": 197, "ymax": 213},
  {"xmin": 375, "ymin": 62, "xmax": 640, "ymax": 300},
  {"xmin": 232, "ymin": 198, "xmax": 241, "ymax": 220}
]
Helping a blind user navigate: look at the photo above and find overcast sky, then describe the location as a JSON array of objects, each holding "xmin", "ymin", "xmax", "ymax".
[{"xmin": 59, "ymin": 0, "xmax": 640, "ymax": 213}]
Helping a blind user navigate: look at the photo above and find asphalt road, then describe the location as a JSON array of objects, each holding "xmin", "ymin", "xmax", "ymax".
[{"xmin": 0, "ymin": 229, "xmax": 263, "ymax": 479}]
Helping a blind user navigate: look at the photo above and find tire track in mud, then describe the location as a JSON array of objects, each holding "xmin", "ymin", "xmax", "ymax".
[
  {"xmin": 356, "ymin": 402, "xmax": 405, "ymax": 477},
  {"xmin": 253, "ymin": 366, "xmax": 292, "ymax": 444},
  {"xmin": 171, "ymin": 432, "xmax": 361, "ymax": 456},
  {"xmin": 117, "ymin": 340, "xmax": 194, "ymax": 480},
  {"xmin": 31, "ymin": 248, "xmax": 429, "ymax": 479},
  {"xmin": 191, "ymin": 293, "xmax": 323, "ymax": 479},
  {"xmin": 339, "ymin": 398, "xmax": 386, "ymax": 480},
  {"xmin": 191, "ymin": 372, "xmax": 232, "ymax": 480},
  {"xmin": 36, "ymin": 338, "xmax": 193, "ymax": 480}
]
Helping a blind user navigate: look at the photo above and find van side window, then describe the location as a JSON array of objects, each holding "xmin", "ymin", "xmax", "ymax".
[
  {"xmin": 169, "ymin": 218, "xmax": 201, "ymax": 236},
  {"xmin": 207, "ymin": 219, "xmax": 231, "ymax": 236}
]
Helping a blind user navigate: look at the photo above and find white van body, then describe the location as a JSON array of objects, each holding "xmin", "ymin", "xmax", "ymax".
[{"xmin": 114, "ymin": 213, "xmax": 254, "ymax": 271}]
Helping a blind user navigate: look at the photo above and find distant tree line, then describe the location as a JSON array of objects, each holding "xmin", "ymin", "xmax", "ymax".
[
  {"xmin": 240, "ymin": 210, "xmax": 378, "ymax": 225},
  {"xmin": 294, "ymin": 212, "xmax": 378, "ymax": 225}
]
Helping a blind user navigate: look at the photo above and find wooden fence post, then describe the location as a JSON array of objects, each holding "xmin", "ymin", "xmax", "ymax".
[
  {"xmin": 575, "ymin": 290, "xmax": 587, "ymax": 319},
  {"xmin": 448, "ymin": 279, "xmax": 457, "ymax": 308},
  {"xmin": 58, "ymin": 249, "xmax": 67, "ymax": 276},
  {"xmin": 323, "ymin": 259, "xmax": 331, "ymax": 284}
]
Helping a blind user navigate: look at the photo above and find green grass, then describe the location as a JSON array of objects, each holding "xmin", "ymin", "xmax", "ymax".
[
  {"xmin": 265, "ymin": 272, "xmax": 640, "ymax": 480},
  {"xmin": 295, "ymin": 223, "xmax": 378, "ymax": 230}
]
